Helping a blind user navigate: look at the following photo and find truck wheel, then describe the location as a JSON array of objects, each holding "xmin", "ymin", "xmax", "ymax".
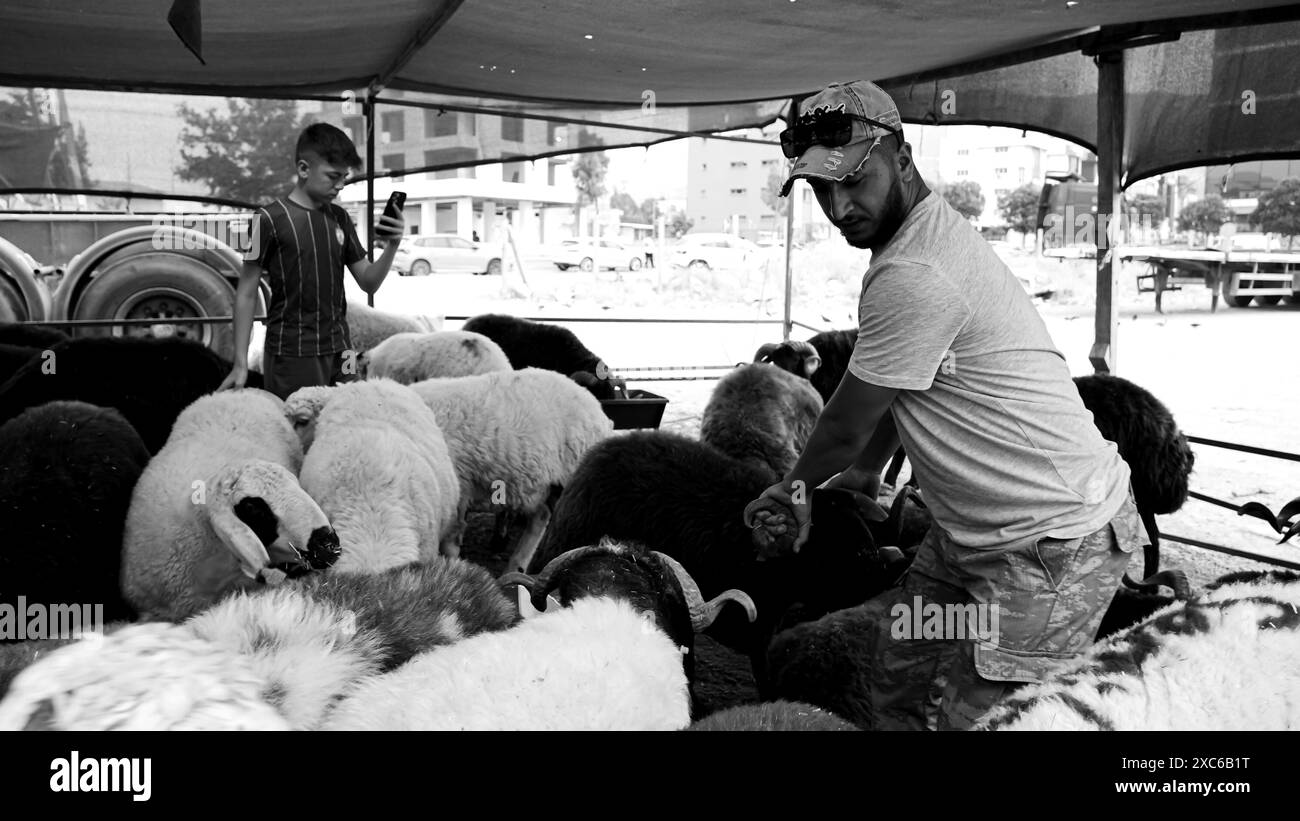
[
  {"xmin": 1285, "ymin": 293, "xmax": 1300, "ymax": 305},
  {"xmin": 70, "ymin": 253, "xmax": 236, "ymax": 359},
  {"xmin": 1256, "ymin": 295, "xmax": 1282, "ymax": 306},
  {"xmin": 1229, "ymin": 295, "xmax": 1253, "ymax": 307},
  {"xmin": 0, "ymin": 274, "xmax": 27, "ymax": 323}
]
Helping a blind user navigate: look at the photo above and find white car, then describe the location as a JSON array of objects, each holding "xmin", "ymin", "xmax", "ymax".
[
  {"xmin": 553, "ymin": 239, "xmax": 644, "ymax": 272},
  {"xmin": 394, "ymin": 234, "xmax": 501, "ymax": 276},
  {"xmin": 669, "ymin": 233, "xmax": 760, "ymax": 271}
]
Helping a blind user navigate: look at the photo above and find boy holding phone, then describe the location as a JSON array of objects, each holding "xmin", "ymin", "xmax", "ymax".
[{"xmin": 220, "ymin": 123, "xmax": 405, "ymax": 399}]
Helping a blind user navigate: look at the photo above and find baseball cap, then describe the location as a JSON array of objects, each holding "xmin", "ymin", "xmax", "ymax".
[{"xmin": 779, "ymin": 80, "xmax": 903, "ymax": 197}]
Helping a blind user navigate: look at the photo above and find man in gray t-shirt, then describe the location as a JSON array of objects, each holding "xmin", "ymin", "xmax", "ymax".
[{"xmin": 745, "ymin": 80, "xmax": 1139, "ymax": 730}]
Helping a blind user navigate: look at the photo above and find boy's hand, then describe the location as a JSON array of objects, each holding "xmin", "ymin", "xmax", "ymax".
[
  {"xmin": 377, "ymin": 212, "xmax": 405, "ymax": 246},
  {"xmin": 743, "ymin": 481, "xmax": 812, "ymax": 559},
  {"xmin": 218, "ymin": 365, "xmax": 248, "ymax": 391}
]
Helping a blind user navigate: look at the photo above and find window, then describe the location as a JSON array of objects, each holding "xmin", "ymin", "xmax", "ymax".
[
  {"xmin": 424, "ymin": 147, "xmax": 477, "ymax": 179},
  {"xmin": 425, "ymin": 110, "xmax": 459, "ymax": 138},
  {"xmin": 730, "ymin": 188, "xmax": 746, "ymax": 195},
  {"xmin": 761, "ymin": 159, "xmax": 779, "ymax": 167},
  {"xmin": 381, "ymin": 112, "xmax": 404, "ymax": 143},
  {"xmin": 956, "ymin": 169, "xmax": 969, "ymax": 177},
  {"xmin": 994, "ymin": 146, "xmax": 1008, "ymax": 153},
  {"xmin": 501, "ymin": 117, "xmax": 524, "ymax": 142},
  {"xmin": 503, "ymin": 156, "xmax": 525, "ymax": 183},
  {"xmin": 382, "ymin": 153, "xmax": 405, "ymax": 181},
  {"xmin": 731, "ymin": 161, "xmax": 747, "ymax": 169},
  {"xmin": 435, "ymin": 203, "xmax": 457, "ymax": 234},
  {"xmin": 449, "ymin": 237, "xmax": 474, "ymax": 250},
  {"xmin": 343, "ymin": 116, "xmax": 364, "ymax": 145},
  {"xmin": 465, "ymin": 114, "xmax": 476, "ymax": 136},
  {"xmin": 956, "ymin": 149, "xmax": 969, "ymax": 156},
  {"xmin": 1019, "ymin": 168, "xmax": 1027, "ymax": 183},
  {"xmin": 995, "ymin": 167, "xmax": 1008, "ymax": 175}
]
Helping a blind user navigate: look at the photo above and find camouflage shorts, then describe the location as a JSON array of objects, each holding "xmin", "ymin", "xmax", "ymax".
[{"xmin": 864, "ymin": 489, "xmax": 1140, "ymax": 731}]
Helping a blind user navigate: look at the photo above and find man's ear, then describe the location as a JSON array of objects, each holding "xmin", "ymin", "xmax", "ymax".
[
  {"xmin": 297, "ymin": 159, "xmax": 310, "ymax": 179},
  {"xmin": 896, "ymin": 142, "xmax": 916, "ymax": 183}
]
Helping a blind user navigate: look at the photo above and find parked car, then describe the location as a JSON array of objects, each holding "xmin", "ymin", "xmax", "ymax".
[
  {"xmin": 553, "ymin": 239, "xmax": 644, "ymax": 272},
  {"xmin": 669, "ymin": 233, "xmax": 760, "ymax": 271},
  {"xmin": 394, "ymin": 234, "xmax": 501, "ymax": 276}
]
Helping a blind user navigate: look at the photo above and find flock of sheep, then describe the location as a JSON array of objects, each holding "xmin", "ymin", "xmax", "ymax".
[{"xmin": 0, "ymin": 306, "xmax": 1296, "ymax": 731}]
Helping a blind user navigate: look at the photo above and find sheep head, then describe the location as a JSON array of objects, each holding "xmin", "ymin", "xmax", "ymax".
[
  {"xmin": 283, "ymin": 386, "xmax": 336, "ymax": 451},
  {"xmin": 754, "ymin": 340, "xmax": 821, "ymax": 378},
  {"xmin": 500, "ymin": 539, "xmax": 757, "ymax": 657},
  {"xmin": 203, "ymin": 461, "xmax": 340, "ymax": 586}
]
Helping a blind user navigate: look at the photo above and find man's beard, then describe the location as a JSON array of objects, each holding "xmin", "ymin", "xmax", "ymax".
[{"xmin": 841, "ymin": 174, "xmax": 908, "ymax": 250}]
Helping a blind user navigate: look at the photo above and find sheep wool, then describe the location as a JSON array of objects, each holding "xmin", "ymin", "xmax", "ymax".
[
  {"xmin": 975, "ymin": 571, "xmax": 1300, "ymax": 731},
  {"xmin": 361, "ymin": 330, "xmax": 511, "ymax": 384},
  {"xmin": 701, "ymin": 363, "xmax": 823, "ymax": 482},
  {"xmin": 687, "ymin": 700, "xmax": 860, "ymax": 731},
  {"xmin": 0, "ymin": 622, "xmax": 290, "ymax": 731},
  {"xmin": 325, "ymin": 596, "xmax": 691, "ymax": 731},
  {"xmin": 299, "ymin": 379, "xmax": 460, "ymax": 574}
]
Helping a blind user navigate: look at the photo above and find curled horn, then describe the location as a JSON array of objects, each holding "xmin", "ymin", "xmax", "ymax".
[
  {"xmin": 753, "ymin": 342, "xmax": 782, "ymax": 363},
  {"xmin": 787, "ymin": 340, "xmax": 822, "ymax": 376},
  {"xmin": 498, "ymin": 543, "xmax": 619, "ymax": 612},
  {"xmin": 651, "ymin": 551, "xmax": 757, "ymax": 632}
]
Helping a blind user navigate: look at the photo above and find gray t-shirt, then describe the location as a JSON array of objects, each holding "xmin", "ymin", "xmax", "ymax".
[{"xmin": 847, "ymin": 191, "xmax": 1131, "ymax": 551}]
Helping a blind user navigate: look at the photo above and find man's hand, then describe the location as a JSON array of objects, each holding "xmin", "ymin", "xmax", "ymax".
[
  {"xmin": 376, "ymin": 212, "xmax": 405, "ymax": 248},
  {"xmin": 743, "ymin": 481, "xmax": 812, "ymax": 559},
  {"xmin": 824, "ymin": 466, "xmax": 882, "ymax": 499},
  {"xmin": 218, "ymin": 365, "xmax": 248, "ymax": 391}
]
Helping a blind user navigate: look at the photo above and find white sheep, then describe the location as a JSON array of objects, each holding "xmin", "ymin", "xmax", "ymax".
[
  {"xmin": 120, "ymin": 389, "xmax": 340, "ymax": 621},
  {"xmin": 0, "ymin": 622, "xmax": 291, "ymax": 731},
  {"xmin": 359, "ymin": 330, "xmax": 511, "ymax": 384},
  {"xmin": 248, "ymin": 301, "xmax": 442, "ymax": 374},
  {"xmin": 973, "ymin": 570, "xmax": 1300, "ymax": 731},
  {"xmin": 298, "ymin": 379, "xmax": 460, "ymax": 574},
  {"xmin": 407, "ymin": 367, "xmax": 613, "ymax": 571}
]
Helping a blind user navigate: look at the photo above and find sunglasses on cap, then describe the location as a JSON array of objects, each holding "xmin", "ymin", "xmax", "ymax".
[{"xmin": 779, "ymin": 111, "xmax": 901, "ymax": 160}]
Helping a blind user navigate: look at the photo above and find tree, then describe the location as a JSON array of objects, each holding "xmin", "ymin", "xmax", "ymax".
[
  {"xmin": 997, "ymin": 183, "xmax": 1042, "ymax": 245},
  {"xmin": 609, "ymin": 189, "xmax": 645, "ymax": 224},
  {"xmin": 1177, "ymin": 195, "xmax": 1232, "ymax": 237},
  {"xmin": 941, "ymin": 179, "xmax": 984, "ymax": 221},
  {"xmin": 570, "ymin": 130, "xmax": 609, "ymax": 236},
  {"xmin": 1127, "ymin": 193, "xmax": 1165, "ymax": 225},
  {"xmin": 665, "ymin": 208, "xmax": 694, "ymax": 239},
  {"xmin": 0, "ymin": 89, "xmax": 93, "ymax": 189},
  {"xmin": 1250, "ymin": 177, "xmax": 1300, "ymax": 247},
  {"xmin": 760, "ymin": 170, "xmax": 788, "ymax": 219},
  {"xmin": 175, "ymin": 98, "xmax": 306, "ymax": 205}
]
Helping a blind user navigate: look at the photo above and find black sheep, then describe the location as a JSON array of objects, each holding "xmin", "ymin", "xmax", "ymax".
[
  {"xmin": 0, "ymin": 343, "xmax": 39, "ymax": 384},
  {"xmin": 0, "ymin": 321, "xmax": 68, "ymax": 349},
  {"xmin": 460, "ymin": 313, "xmax": 622, "ymax": 400},
  {"xmin": 0, "ymin": 336, "xmax": 263, "ymax": 454},
  {"xmin": 0, "ymin": 401, "xmax": 151, "ymax": 627},
  {"xmin": 528, "ymin": 431, "xmax": 907, "ymax": 679}
]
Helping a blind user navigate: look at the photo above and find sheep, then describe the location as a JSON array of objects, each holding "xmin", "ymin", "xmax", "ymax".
[
  {"xmin": 528, "ymin": 431, "xmax": 907, "ymax": 681},
  {"xmin": 407, "ymin": 367, "xmax": 613, "ymax": 571},
  {"xmin": 0, "ymin": 321, "xmax": 68, "ymax": 349},
  {"xmin": 0, "ymin": 556, "xmax": 520, "ymax": 730},
  {"xmin": 1072, "ymin": 373, "xmax": 1195, "ymax": 580},
  {"xmin": 247, "ymin": 301, "xmax": 441, "ymax": 374},
  {"xmin": 297, "ymin": 379, "xmax": 460, "ymax": 574},
  {"xmin": 0, "ymin": 343, "xmax": 39, "ymax": 383},
  {"xmin": 0, "ymin": 401, "xmax": 151, "ymax": 625},
  {"xmin": 460, "ymin": 312, "xmax": 625, "ymax": 400},
  {"xmin": 326, "ymin": 539, "xmax": 757, "ymax": 730},
  {"xmin": 973, "ymin": 569, "xmax": 1300, "ymax": 730},
  {"xmin": 357, "ymin": 330, "xmax": 511, "ymax": 384},
  {"xmin": 0, "ymin": 621, "xmax": 293, "ymax": 731},
  {"xmin": 0, "ymin": 335, "xmax": 264, "ymax": 454},
  {"xmin": 120, "ymin": 389, "xmax": 340, "ymax": 621},
  {"xmin": 687, "ymin": 700, "xmax": 860, "ymax": 731},
  {"xmin": 754, "ymin": 329, "xmax": 855, "ymax": 404},
  {"xmin": 283, "ymin": 385, "xmax": 335, "ymax": 450},
  {"xmin": 700, "ymin": 363, "xmax": 824, "ymax": 482}
]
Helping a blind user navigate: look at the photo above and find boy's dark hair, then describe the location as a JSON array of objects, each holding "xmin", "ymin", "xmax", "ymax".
[{"xmin": 296, "ymin": 123, "xmax": 362, "ymax": 169}]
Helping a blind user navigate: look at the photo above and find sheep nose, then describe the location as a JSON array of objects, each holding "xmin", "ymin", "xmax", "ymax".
[{"xmin": 305, "ymin": 526, "xmax": 342, "ymax": 569}]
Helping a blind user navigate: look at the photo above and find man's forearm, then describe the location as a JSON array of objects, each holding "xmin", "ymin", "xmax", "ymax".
[
  {"xmin": 784, "ymin": 404, "xmax": 889, "ymax": 494},
  {"xmin": 230, "ymin": 265, "xmax": 260, "ymax": 369},
  {"xmin": 356, "ymin": 243, "xmax": 398, "ymax": 293},
  {"xmin": 850, "ymin": 409, "xmax": 901, "ymax": 475}
]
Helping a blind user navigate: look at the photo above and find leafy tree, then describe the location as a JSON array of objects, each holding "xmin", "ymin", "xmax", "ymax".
[
  {"xmin": 609, "ymin": 189, "xmax": 646, "ymax": 224},
  {"xmin": 175, "ymin": 98, "xmax": 306, "ymax": 205},
  {"xmin": 665, "ymin": 208, "xmax": 694, "ymax": 239},
  {"xmin": 1250, "ymin": 178, "xmax": 1300, "ymax": 247},
  {"xmin": 760, "ymin": 170, "xmax": 788, "ymax": 219},
  {"xmin": 570, "ymin": 130, "xmax": 609, "ymax": 236},
  {"xmin": 1177, "ymin": 195, "xmax": 1232, "ymax": 237},
  {"xmin": 0, "ymin": 89, "xmax": 93, "ymax": 189},
  {"xmin": 941, "ymin": 179, "xmax": 985, "ymax": 221},
  {"xmin": 996, "ymin": 183, "xmax": 1042, "ymax": 236},
  {"xmin": 1127, "ymin": 193, "xmax": 1165, "ymax": 225}
]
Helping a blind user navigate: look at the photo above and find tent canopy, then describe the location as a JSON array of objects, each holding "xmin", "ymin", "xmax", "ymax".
[{"xmin": 1, "ymin": 1, "xmax": 1300, "ymax": 184}]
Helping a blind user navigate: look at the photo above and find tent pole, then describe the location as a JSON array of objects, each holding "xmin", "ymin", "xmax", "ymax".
[
  {"xmin": 1089, "ymin": 46, "xmax": 1124, "ymax": 375},
  {"xmin": 782, "ymin": 96, "xmax": 801, "ymax": 342},
  {"xmin": 365, "ymin": 96, "xmax": 376, "ymax": 308}
]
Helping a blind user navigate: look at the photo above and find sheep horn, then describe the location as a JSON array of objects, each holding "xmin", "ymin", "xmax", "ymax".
[
  {"xmin": 787, "ymin": 340, "xmax": 822, "ymax": 376},
  {"xmin": 499, "ymin": 543, "xmax": 618, "ymax": 612},
  {"xmin": 651, "ymin": 551, "xmax": 757, "ymax": 632},
  {"xmin": 753, "ymin": 342, "xmax": 782, "ymax": 363}
]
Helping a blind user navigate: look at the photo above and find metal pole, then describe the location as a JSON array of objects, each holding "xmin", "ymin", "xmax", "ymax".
[
  {"xmin": 782, "ymin": 96, "xmax": 800, "ymax": 341},
  {"xmin": 1089, "ymin": 46, "xmax": 1124, "ymax": 374},
  {"xmin": 365, "ymin": 96, "xmax": 376, "ymax": 308}
]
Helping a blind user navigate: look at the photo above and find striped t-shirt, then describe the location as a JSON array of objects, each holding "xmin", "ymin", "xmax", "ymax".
[{"xmin": 247, "ymin": 197, "xmax": 366, "ymax": 357}]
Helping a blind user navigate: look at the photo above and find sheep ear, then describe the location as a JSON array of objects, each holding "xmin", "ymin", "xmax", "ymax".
[
  {"xmin": 801, "ymin": 354, "xmax": 822, "ymax": 377},
  {"xmin": 845, "ymin": 490, "xmax": 889, "ymax": 522},
  {"xmin": 206, "ymin": 500, "xmax": 272, "ymax": 581}
]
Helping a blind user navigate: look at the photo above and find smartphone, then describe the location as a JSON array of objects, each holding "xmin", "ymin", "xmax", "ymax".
[{"xmin": 378, "ymin": 191, "xmax": 405, "ymax": 237}]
